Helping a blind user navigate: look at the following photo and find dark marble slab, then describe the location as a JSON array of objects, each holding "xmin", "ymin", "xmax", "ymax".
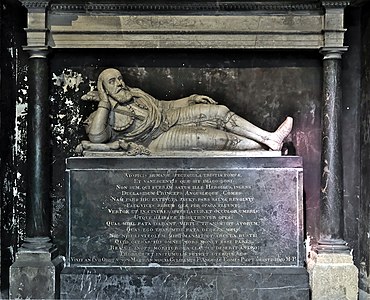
[
  {"xmin": 62, "ymin": 156, "xmax": 308, "ymax": 299},
  {"xmin": 66, "ymin": 156, "xmax": 304, "ymax": 268},
  {"xmin": 60, "ymin": 266, "xmax": 309, "ymax": 300}
]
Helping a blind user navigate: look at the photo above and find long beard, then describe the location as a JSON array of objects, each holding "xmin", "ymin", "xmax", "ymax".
[{"xmin": 111, "ymin": 88, "xmax": 133, "ymax": 104}]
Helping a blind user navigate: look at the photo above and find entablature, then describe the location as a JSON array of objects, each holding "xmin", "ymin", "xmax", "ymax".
[{"xmin": 20, "ymin": 0, "xmax": 351, "ymax": 50}]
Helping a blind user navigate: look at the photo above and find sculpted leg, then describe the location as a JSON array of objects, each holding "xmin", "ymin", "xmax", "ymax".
[
  {"xmin": 225, "ymin": 114, "xmax": 293, "ymax": 151},
  {"xmin": 148, "ymin": 126, "xmax": 262, "ymax": 151},
  {"xmin": 166, "ymin": 104, "xmax": 292, "ymax": 151}
]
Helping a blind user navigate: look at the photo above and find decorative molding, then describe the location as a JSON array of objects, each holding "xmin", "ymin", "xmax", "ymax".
[
  {"xmin": 49, "ymin": 1, "xmax": 322, "ymax": 12},
  {"xmin": 321, "ymin": 0, "xmax": 351, "ymax": 8},
  {"xmin": 320, "ymin": 46, "xmax": 348, "ymax": 59},
  {"xmin": 21, "ymin": 0, "xmax": 50, "ymax": 9},
  {"xmin": 23, "ymin": 47, "xmax": 49, "ymax": 58}
]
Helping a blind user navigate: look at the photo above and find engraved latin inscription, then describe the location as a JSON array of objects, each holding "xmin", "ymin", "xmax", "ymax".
[{"xmin": 69, "ymin": 168, "xmax": 299, "ymax": 267}]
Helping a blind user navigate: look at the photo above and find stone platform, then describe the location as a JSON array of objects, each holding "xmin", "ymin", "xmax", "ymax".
[
  {"xmin": 61, "ymin": 266, "xmax": 309, "ymax": 299},
  {"xmin": 61, "ymin": 156, "xmax": 309, "ymax": 299}
]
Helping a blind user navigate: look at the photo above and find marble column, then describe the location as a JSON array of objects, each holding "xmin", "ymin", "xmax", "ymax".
[
  {"xmin": 26, "ymin": 49, "xmax": 51, "ymax": 239},
  {"xmin": 318, "ymin": 47, "xmax": 349, "ymax": 253},
  {"xmin": 9, "ymin": 48, "xmax": 63, "ymax": 300},
  {"xmin": 308, "ymin": 46, "xmax": 358, "ymax": 300}
]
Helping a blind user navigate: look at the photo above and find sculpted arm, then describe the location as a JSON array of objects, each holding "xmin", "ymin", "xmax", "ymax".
[
  {"xmin": 160, "ymin": 94, "xmax": 218, "ymax": 110},
  {"xmin": 87, "ymin": 101, "xmax": 112, "ymax": 143}
]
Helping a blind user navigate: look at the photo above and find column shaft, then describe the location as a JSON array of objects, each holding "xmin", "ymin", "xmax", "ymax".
[
  {"xmin": 319, "ymin": 50, "xmax": 348, "ymax": 251},
  {"xmin": 26, "ymin": 54, "xmax": 50, "ymax": 238}
]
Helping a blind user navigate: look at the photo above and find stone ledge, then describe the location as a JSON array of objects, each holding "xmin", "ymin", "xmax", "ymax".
[
  {"xmin": 82, "ymin": 150, "xmax": 282, "ymax": 157},
  {"xmin": 61, "ymin": 266, "xmax": 310, "ymax": 300}
]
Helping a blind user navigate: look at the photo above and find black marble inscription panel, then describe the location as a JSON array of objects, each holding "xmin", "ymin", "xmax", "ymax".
[{"xmin": 66, "ymin": 157, "xmax": 303, "ymax": 267}]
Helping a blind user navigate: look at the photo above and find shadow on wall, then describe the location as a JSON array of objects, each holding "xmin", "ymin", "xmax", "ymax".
[{"xmin": 0, "ymin": 0, "xmax": 27, "ymax": 293}]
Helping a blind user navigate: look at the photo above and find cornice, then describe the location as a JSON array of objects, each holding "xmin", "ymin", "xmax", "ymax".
[
  {"xmin": 49, "ymin": 1, "xmax": 322, "ymax": 12},
  {"xmin": 23, "ymin": 1, "xmax": 351, "ymax": 13},
  {"xmin": 21, "ymin": 0, "xmax": 50, "ymax": 9},
  {"xmin": 321, "ymin": 0, "xmax": 351, "ymax": 8}
]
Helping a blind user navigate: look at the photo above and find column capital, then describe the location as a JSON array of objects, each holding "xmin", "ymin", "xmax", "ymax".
[
  {"xmin": 23, "ymin": 46, "xmax": 49, "ymax": 58},
  {"xmin": 320, "ymin": 46, "xmax": 348, "ymax": 59}
]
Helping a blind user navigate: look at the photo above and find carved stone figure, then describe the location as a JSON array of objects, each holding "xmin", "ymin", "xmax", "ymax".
[{"xmin": 78, "ymin": 68, "xmax": 292, "ymax": 154}]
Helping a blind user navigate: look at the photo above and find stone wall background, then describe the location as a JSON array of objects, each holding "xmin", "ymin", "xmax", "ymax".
[
  {"xmin": 0, "ymin": 0, "xmax": 28, "ymax": 293},
  {"xmin": 0, "ymin": 0, "xmax": 369, "ymax": 293},
  {"xmin": 48, "ymin": 50, "xmax": 322, "ymax": 257},
  {"xmin": 360, "ymin": 3, "xmax": 370, "ymax": 278}
]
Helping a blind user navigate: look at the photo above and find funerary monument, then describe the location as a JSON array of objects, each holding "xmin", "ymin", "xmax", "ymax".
[{"xmin": 9, "ymin": 0, "xmax": 358, "ymax": 299}]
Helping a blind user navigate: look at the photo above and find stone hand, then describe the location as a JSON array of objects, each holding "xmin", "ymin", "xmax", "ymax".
[
  {"xmin": 118, "ymin": 140, "xmax": 151, "ymax": 156},
  {"xmin": 97, "ymin": 98, "xmax": 111, "ymax": 110},
  {"xmin": 81, "ymin": 90, "xmax": 100, "ymax": 101},
  {"xmin": 190, "ymin": 94, "xmax": 218, "ymax": 105}
]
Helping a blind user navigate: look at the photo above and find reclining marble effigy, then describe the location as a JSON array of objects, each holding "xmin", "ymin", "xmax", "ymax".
[{"xmin": 77, "ymin": 68, "xmax": 292, "ymax": 155}]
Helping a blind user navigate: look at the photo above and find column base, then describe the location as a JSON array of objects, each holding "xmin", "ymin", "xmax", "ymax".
[
  {"xmin": 9, "ymin": 237, "xmax": 64, "ymax": 300},
  {"xmin": 317, "ymin": 238, "xmax": 350, "ymax": 253},
  {"xmin": 308, "ymin": 251, "xmax": 358, "ymax": 300}
]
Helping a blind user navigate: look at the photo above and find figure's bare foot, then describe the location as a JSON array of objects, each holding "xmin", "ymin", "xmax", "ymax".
[{"xmin": 264, "ymin": 117, "xmax": 293, "ymax": 151}]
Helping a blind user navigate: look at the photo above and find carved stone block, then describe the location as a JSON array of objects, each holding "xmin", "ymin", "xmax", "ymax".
[{"xmin": 61, "ymin": 156, "xmax": 309, "ymax": 299}]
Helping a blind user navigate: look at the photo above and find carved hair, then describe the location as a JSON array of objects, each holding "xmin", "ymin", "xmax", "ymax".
[{"xmin": 97, "ymin": 68, "xmax": 121, "ymax": 103}]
